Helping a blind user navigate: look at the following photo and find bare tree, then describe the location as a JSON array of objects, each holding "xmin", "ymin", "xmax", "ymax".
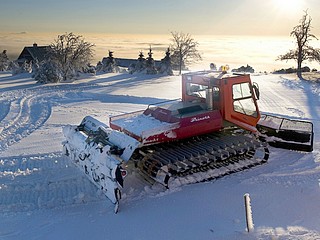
[
  {"xmin": 49, "ymin": 32, "xmax": 95, "ymax": 81},
  {"xmin": 170, "ymin": 32, "xmax": 202, "ymax": 75},
  {"xmin": 278, "ymin": 10, "xmax": 318, "ymax": 79}
]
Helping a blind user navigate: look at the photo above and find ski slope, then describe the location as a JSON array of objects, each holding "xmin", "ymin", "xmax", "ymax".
[{"xmin": 0, "ymin": 72, "xmax": 319, "ymax": 240}]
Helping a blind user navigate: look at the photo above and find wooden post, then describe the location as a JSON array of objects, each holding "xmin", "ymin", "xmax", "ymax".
[{"xmin": 244, "ymin": 193, "xmax": 254, "ymax": 232}]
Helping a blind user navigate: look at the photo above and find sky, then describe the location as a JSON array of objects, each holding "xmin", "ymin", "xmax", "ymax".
[{"xmin": 1, "ymin": 0, "xmax": 320, "ymax": 36}]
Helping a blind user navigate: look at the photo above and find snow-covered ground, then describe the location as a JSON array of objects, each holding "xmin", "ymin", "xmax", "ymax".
[{"xmin": 0, "ymin": 71, "xmax": 319, "ymax": 240}]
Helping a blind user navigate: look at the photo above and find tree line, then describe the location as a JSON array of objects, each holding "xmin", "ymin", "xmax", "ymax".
[{"xmin": 0, "ymin": 32, "xmax": 202, "ymax": 83}]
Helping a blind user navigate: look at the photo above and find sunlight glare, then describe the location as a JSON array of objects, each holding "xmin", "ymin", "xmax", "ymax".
[{"xmin": 273, "ymin": 0, "xmax": 303, "ymax": 13}]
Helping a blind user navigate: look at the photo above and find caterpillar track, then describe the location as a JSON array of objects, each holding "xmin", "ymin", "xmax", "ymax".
[{"xmin": 135, "ymin": 132, "xmax": 269, "ymax": 188}]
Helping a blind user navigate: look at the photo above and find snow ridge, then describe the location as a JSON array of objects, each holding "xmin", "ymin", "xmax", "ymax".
[{"xmin": 0, "ymin": 153, "xmax": 103, "ymax": 212}]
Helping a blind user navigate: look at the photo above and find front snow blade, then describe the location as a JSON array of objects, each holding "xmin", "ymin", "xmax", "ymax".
[
  {"xmin": 62, "ymin": 116, "xmax": 140, "ymax": 213},
  {"xmin": 257, "ymin": 114, "xmax": 314, "ymax": 152}
]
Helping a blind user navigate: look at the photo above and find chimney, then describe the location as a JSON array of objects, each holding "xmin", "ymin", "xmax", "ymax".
[{"xmin": 33, "ymin": 43, "xmax": 38, "ymax": 48}]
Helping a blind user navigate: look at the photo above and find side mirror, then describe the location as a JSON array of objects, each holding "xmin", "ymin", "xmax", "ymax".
[{"xmin": 253, "ymin": 82, "xmax": 260, "ymax": 100}]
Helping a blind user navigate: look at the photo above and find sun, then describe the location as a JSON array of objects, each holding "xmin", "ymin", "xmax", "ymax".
[{"xmin": 273, "ymin": 0, "xmax": 304, "ymax": 13}]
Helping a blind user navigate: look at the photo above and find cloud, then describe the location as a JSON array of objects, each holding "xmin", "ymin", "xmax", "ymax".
[{"xmin": 11, "ymin": 32, "xmax": 28, "ymax": 35}]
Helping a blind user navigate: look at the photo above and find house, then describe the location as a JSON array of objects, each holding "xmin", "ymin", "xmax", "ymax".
[{"xmin": 17, "ymin": 43, "xmax": 51, "ymax": 64}]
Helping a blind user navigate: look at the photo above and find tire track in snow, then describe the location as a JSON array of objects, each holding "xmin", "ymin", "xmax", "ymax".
[
  {"xmin": 0, "ymin": 97, "xmax": 28, "ymax": 138},
  {"xmin": 0, "ymin": 100, "xmax": 10, "ymax": 122},
  {"xmin": 0, "ymin": 99, "xmax": 23, "ymax": 126},
  {"xmin": 0, "ymin": 83, "xmax": 99, "ymax": 152},
  {"xmin": 0, "ymin": 153, "xmax": 104, "ymax": 212},
  {"xmin": 0, "ymin": 91, "xmax": 52, "ymax": 152}
]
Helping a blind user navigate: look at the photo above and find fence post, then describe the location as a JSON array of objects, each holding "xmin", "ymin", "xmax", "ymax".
[{"xmin": 244, "ymin": 193, "xmax": 254, "ymax": 232}]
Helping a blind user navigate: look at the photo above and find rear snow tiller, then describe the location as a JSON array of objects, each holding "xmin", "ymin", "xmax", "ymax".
[
  {"xmin": 62, "ymin": 71, "xmax": 313, "ymax": 213},
  {"xmin": 257, "ymin": 114, "xmax": 313, "ymax": 152}
]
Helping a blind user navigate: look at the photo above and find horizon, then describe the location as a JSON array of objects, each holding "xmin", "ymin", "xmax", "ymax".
[
  {"xmin": 2, "ymin": 32, "xmax": 320, "ymax": 73},
  {"xmin": 0, "ymin": 31, "xmax": 300, "ymax": 60}
]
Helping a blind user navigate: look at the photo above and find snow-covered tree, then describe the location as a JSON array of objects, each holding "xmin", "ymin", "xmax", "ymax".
[
  {"xmin": 31, "ymin": 59, "xmax": 40, "ymax": 77},
  {"xmin": 130, "ymin": 51, "xmax": 146, "ymax": 74},
  {"xmin": 159, "ymin": 48, "xmax": 173, "ymax": 75},
  {"xmin": 145, "ymin": 47, "xmax": 157, "ymax": 74},
  {"xmin": 48, "ymin": 32, "xmax": 95, "ymax": 81},
  {"xmin": 11, "ymin": 61, "xmax": 32, "ymax": 75},
  {"xmin": 82, "ymin": 64, "xmax": 96, "ymax": 75},
  {"xmin": 33, "ymin": 59, "xmax": 62, "ymax": 84},
  {"xmin": 0, "ymin": 50, "xmax": 10, "ymax": 71},
  {"xmin": 96, "ymin": 50, "xmax": 119, "ymax": 73},
  {"xmin": 23, "ymin": 61, "xmax": 32, "ymax": 73},
  {"xmin": 11, "ymin": 61, "xmax": 21, "ymax": 75},
  {"xmin": 136, "ymin": 51, "xmax": 146, "ymax": 72}
]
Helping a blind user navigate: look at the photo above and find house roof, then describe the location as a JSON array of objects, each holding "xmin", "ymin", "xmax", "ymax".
[{"xmin": 17, "ymin": 43, "xmax": 51, "ymax": 63}]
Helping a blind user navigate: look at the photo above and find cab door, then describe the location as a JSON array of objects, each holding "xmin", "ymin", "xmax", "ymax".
[{"xmin": 221, "ymin": 75, "xmax": 260, "ymax": 132}]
